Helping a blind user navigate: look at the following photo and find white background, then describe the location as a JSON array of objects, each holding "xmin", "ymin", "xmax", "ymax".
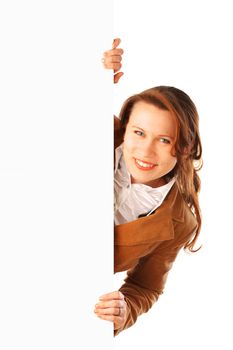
[
  {"xmin": 113, "ymin": 0, "xmax": 233, "ymax": 349},
  {"xmin": 0, "ymin": 1, "xmax": 114, "ymax": 349}
]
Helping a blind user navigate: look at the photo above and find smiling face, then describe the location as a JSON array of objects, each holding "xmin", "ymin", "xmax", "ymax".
[{"xmin": 122, "ymin": 101, "xmax": 178, "ymax": 188}]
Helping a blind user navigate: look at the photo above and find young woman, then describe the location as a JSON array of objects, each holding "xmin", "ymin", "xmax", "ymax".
[{"xmin": 95, "ymin": 39, "xmax": 203, "ymax": 336}]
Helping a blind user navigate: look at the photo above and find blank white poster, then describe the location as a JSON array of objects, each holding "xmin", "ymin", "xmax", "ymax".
[{"xmin": 0, "ymin": 1, "xmax": 114, "ymax": 349}]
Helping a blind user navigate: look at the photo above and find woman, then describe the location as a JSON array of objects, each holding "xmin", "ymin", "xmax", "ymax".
[{"xmin": 95, "ymin": 39, "xmax": 203, "ymax": 336}]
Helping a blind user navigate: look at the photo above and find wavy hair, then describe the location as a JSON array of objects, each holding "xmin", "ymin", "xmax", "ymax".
[{"xmin": 118, "ymin": 86, "xmax": 203, "ymax": 252}]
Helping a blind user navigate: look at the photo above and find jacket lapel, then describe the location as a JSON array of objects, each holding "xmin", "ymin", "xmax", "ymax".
[{"xmin": 114, "ymin": 184, "xmax": 184, "ymax": 246}]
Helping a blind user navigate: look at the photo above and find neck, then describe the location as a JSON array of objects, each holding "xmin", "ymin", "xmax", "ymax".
[{"xmin": 131, "ymin": 176, "xmax": 166, "ymax": 188}]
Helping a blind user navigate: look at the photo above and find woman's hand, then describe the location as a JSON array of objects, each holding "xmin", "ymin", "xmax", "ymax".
[
  {"xmin": 94, "ymin": 291, "xmax": 128, "ymax": 330},
  {"xmin": 102, "ymin": 38, "xmax": 124, "ymax": 83}
]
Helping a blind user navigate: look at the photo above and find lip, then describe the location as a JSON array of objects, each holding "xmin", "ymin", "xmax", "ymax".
[{"xmin": 134, "ymin": 158, "xmax": 157, "ymax": 171}]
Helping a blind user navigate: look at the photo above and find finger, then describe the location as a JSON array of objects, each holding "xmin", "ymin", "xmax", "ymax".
[
  {"xmin": 104, "ymin": 48, "xmax": 124, "ymax": 57},
  {"xmin": 95, "ymin": 299, "xmax": 125, "ymax": 309},
  {"xmin": 102, "ymin": 61, "xmax": 121, "ymax": 71},
  {"xmin": 105, "ymin": 55, "xmax": 122, "ymax": 63},
  {"xmin": 99, "ymin": 291, "xmax": 124, "ymax": 301},
  {"xmin": 95, "ymin": 307, "xmax": 121, "ymax": 316},
  {"xmin": 97, "ymin": 314, "xmax": 123, "ymax": 323},
  {"xmin": 114, "ymin": 72, "xmax": 124, "ymax": 84},
  {"xmin": 112, "ymin": 38, "xmax": 121, "ymax": 49},
  {"xmin": 103, "ymin": 56, "xmax": 122, "ymax": 68},
  {"xmin": 113, "ymin": 62, "xmax": 122, "ymax": 72}
]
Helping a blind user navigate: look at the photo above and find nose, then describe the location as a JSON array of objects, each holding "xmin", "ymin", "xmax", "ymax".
[{"xmin": 138, "ymin": 139, "xmax": 156, "ymax": 158}]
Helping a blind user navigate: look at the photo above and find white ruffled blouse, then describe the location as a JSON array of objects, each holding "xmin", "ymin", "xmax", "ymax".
[{"xmin": 114, "ymin": 144, "xmax": 175, "ymax": 225}]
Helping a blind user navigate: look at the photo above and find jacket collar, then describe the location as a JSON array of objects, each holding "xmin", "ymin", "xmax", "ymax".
[{"xmin": 114, "ymin": 184, "xmax": 185, "ymax": 246}]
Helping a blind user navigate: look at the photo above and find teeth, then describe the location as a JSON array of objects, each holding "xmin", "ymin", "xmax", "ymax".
[{"xmin": 135, "ymin": 159, "xmax": 154, "ymax": 168}]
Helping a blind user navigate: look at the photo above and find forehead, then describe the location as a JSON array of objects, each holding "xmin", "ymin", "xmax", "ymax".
[{"xmin": 129, "ymin": 101, "xmax": 176, "ymax": 136}]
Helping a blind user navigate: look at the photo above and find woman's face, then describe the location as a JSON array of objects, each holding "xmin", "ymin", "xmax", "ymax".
[{"xmin": 122, "ymin": 101, "xmax": 177, "ymax": 188}]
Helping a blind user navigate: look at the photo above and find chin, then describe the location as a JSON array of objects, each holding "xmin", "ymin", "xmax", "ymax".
[{"xmin": 133, "ymin": 176, "xmax": 156, "ymax": 185}]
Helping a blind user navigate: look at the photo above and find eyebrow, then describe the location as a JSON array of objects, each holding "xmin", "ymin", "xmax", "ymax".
[
  {"xmin": 131, "ymin": 125, "xmax": 144, "ymax": 131},
  {"xmin": 131, "ymin": 125, "xmax": 174, "ymax": 139}
]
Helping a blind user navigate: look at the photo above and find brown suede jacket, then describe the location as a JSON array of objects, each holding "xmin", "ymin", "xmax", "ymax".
[{"xmin": 114, "ymin": 117, "xmax": 198, "ymax": 335}]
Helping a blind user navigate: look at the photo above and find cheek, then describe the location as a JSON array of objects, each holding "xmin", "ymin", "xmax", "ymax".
[
  {"xmin": 168, "ymin": 149, "xmax": 177, "ymax": 162},
  {"xmin": 162, "ymin": 149, "xmax": 177, "ymax": 168},
  {"xmin": 169, "ymin": 156, "xmax": 177, "ymax": 169},
  {"xmin": 172, "ymin": 158, "xmax": 178, "ymax": 167},
  {"xmin": 123, "ymin": 134, "xmax": 136, "ymax": 153}
]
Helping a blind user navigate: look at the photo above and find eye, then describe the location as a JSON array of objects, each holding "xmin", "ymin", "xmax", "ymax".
[
  {"xmin": 159, "ymin": 137, "xmax": 171, "ymax": 144},
  {"xmin": 134, "ymin": 130, "xmax": 144, "ymax": 137}
]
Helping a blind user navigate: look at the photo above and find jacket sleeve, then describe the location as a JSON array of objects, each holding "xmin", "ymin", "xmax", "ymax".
[{"xmin": 114, "ymin": 222, "xmax": 197, "ymax": 336}]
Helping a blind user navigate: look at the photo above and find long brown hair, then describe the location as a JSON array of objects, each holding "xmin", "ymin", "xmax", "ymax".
[{"xmin": 118, "ymin": 86, "xmax": 203, "ymax": 252}]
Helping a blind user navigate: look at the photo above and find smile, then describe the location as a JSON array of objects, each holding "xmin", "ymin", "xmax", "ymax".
[{"xmin": 134, "ymin": 158, "xmax": 157, "ymax": 170}]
